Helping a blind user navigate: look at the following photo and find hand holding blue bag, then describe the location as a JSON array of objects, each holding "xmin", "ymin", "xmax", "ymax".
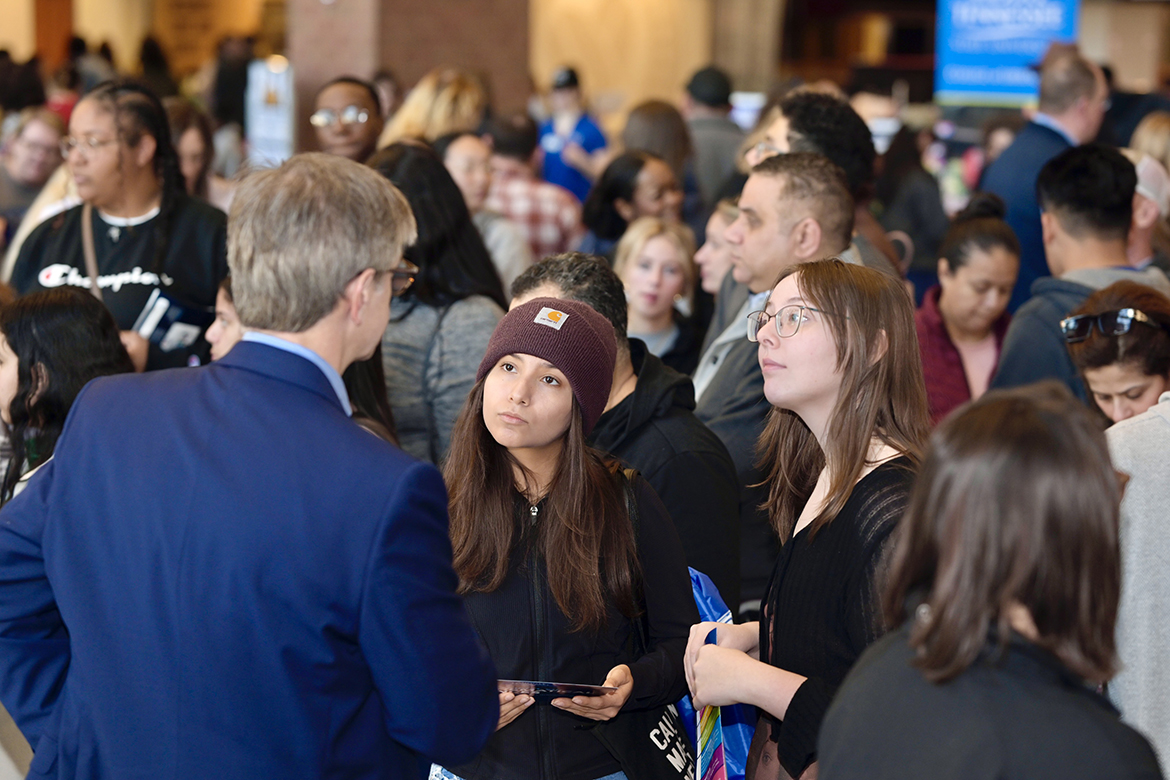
[{"xmin": 678, "ymin": 568, "xmax": 755, "ymax": 780}]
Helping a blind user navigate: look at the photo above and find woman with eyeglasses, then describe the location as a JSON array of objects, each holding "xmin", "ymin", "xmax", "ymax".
[
  {"xmin": 9, "ymin": 79, "xmax": 228, "ymax": 371},
  {"xmin": 1064, "ymin": 280, "xmax": 1170, "ymax": 423},
  {"xmin": 311, "ymin": 77, "xmax": 384, "ymax": 164},
  {"xmin": 685, "ymin": 258, "xmax": 930, "ymax": 780},
  {"xmin": 916, "ymin": 193, "xmax": 1019, "ymax": 425},
  {"xmin": 367, "ymin": 142, "xmax": 507, "ymax": 465}
]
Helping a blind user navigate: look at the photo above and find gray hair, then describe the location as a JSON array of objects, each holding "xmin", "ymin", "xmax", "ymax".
[{"xmin": 228, "ymin": 152, "xmax": 417, "ymax": 331}]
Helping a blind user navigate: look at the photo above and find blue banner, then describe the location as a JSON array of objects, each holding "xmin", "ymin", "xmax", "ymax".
[{"xmin": 935, "ymin": 0, "xmax": 1080, "ymax": 106}]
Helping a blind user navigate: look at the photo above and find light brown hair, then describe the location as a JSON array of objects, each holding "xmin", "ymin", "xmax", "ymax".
[
  {"xmin": 621, "ymin": 100, "xmax": 692, "ymax": 180},
  {"xmin": 1132, "ymin": 111, "xmax": 1170, "ymax": 174},
  {"xmin": 1038, "ymin": 50, "xmax": 1100, "ymax": 115},
  {"xmin": 883, "ymin": 382, "xmax": 1122, "ymax": 684},
  {"xmin": 378, "ymin": 67, "xmax": 487, "ymax": 146},
  {"xmin": 1130, "ymin": 112, "xmax": 1170, "ymax": 258},
  {"xmin": 757, "ymin": 259, "xmax": 929, "ymax": 542},
  {"xmin": 6, "ymin": 107, "xmax": 66, "ymax": 143},
  {"xmin": 612, "ymin": 217, "xmax": 697, "ymax": 312}
]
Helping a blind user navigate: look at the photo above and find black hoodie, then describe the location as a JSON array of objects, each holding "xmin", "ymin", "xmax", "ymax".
[{"xmin": 590, "ymin": 339, "xmax": 741, "ymax": 610}]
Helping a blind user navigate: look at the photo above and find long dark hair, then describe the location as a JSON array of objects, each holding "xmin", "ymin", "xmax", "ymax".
[
  {"xmin": 0, "ymin": 289, "xmax": 135, "ymax": 502},
  {"xmin": 757, "ymin": 259, "xmax": 930, "ymax": 542},
  {"xmin": 366, "ymin": 143, "xmax": 506, "ymax": 309},
  {"xmin": 582, "ymin": 150, "xmax": 656, "ymax": 241},
  {"xmin": 883, "ymin": 382, "xmax": 1121, "ymax": 684},
  {"xmin": 444, "ymin": 379, "xmax": 641, "ymax": 633},
  {"xmin": 343, "ymin": 343, "xmax": 399, "ymax": 445},
  {"xmin": 875, "ymin": 126, "xmax": 925, "ymax": 209},
  {"xmin": 83, "ymin": 79, "xmax": 185, "ymax": 275},
  {"xmin": 164, "ymin": 96, "xmax": 214, "ymax": 200}
]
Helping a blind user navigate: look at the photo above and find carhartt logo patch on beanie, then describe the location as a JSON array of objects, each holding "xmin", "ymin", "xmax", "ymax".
[
  {"xmin": 477, "ymin": 297, "xmax": 617, "ymax": 435},
  {"xmin": 534, "ymin": 307, "xmax": 569, "ymax": 330}
]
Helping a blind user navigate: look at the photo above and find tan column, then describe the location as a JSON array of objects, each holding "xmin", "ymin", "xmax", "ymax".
[
  {"xmin": 380, "ymin": 0, "xmax": 529, "ymax": 114},
  {"xmin": 287, "ymin": 0, "xmax": 382, "ymax": 150},
  {"xmin": 288, "ymin": 0, "xmax": 530, "ymax": 149},
  {"xmin": 712, "ymin": 0, "xmax": 784, "ymax": 92}
]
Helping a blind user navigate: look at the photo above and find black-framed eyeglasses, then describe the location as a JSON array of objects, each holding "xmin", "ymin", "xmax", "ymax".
[
  {"xmin": 389, "ymin": 259, "xmax": 419, "ymax": 297},
  {"xmin": 1060, "ymin": 308, "xmax": 1170, "ymax": 343},
  {"xmin": 309, "ymin": 105, "xmax": 371, "ymax": 128},
  {"xmin": 746, "ymin": 305, "xmax": 834, "ymax": 342}
]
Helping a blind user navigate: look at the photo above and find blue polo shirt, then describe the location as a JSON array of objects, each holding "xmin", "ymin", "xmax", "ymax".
[{"xmin": 539, "ymin": 114, "xmax": 607, "ymax": 203}]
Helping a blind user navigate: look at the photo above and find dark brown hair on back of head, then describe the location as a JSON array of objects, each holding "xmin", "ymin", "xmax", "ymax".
[{"xmin": 883, "ymin": 381, "xmax": 1121, "ymax": 684}]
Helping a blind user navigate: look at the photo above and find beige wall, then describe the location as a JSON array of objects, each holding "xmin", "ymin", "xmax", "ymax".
[
  {"xmin": 0, "ymin": 0, "xmax": 36, "ymax": 61},
  {"xmin": 153, "ymin": 0, "xmax": 268, "ymax": 76},
  {"xmin": 530, "ymin": 0, "xmax": 712, "ymax": 133},
  {"xmin": 73, "ymin": 0, "xmax": 153, "ymax": 73},
  {"xmin": 1081, "ymin": 0, "xmax": 1170, "ymax": 93},
  {"xmin": 712, "ymin": 0, "xmax": 783, "ymax": 92}
]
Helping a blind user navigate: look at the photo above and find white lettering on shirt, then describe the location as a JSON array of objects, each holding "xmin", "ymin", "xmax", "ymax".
[{"xmin": 37, "ymin": 264, "xmax": 174, "ymax": 293}]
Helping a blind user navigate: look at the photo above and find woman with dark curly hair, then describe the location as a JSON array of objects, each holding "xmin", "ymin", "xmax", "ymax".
[
  {"xmin": 368, "ymin": 142, "xmax": 506, "ymax": 464},
  {"xmin": 579, "ymin": 151, "xmax": 681, "ymax": 260},
  {"xmin": 0, "ymin": 288, "xmax": 134, "ymax": 503}
]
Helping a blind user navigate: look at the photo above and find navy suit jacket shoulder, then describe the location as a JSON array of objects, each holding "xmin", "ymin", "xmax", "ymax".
[{"xmin": 0, "ymin": 341, "xmax": 497, "ymax": 779}]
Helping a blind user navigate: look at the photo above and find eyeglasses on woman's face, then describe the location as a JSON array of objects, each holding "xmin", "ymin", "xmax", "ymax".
[
  {"xmin": 1060, "ymin": 308, "xmax": 1170, "ymax": 343},
  {"xmin": 747, "ymin": 304, "xmax": 833, "ymax": 342},
  {"xmin": 59, "ymin": 135, "xmax": 118, "ymax": 158},
  {"xmin": 309, "ymin": 105, "xmax": 371, "ymax": 128}
]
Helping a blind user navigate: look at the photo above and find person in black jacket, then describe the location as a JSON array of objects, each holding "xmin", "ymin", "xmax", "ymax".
[
  {"xmin": 819, "ymin": 382, "xmax": 1164, "ymax": 780},
  {"xmin": 441, "ymin": 297, "xmax": 698, "ymax": 780},
  {"xmin": 511, "ymin": 253, "xmax": 740, "ymax": 609},
  {"xmin": 686, "ymin": 259, "xmax": 931, "ymax": 779},
  {"xmin": 11, "ymin": 80, "xmax": 227, "ymax": 371}
]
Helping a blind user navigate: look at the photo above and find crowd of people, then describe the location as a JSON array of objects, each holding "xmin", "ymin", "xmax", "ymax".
[{"xmin": 0, "ymin": 32, "xmax": 1167, "ymax": 780}]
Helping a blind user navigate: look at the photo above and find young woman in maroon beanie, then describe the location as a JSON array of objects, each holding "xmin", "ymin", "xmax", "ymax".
[{"xmin": 437, "ymin": 297, "xmax": 698, "ymax": 780}]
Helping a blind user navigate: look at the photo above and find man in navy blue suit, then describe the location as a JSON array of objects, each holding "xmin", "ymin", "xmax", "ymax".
[
  {"xmin": 0, "ymin": 153, "xmax": 498, "ymax": 779},
  {"xmin": 982, "ymin": 48, "xmax": 1109, "ymax": 312}
]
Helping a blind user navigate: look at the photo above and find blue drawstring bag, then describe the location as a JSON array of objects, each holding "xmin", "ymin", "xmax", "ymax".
[{"xmin": 678, "ymin": 568, "xmax": 755, "ymax": 780}]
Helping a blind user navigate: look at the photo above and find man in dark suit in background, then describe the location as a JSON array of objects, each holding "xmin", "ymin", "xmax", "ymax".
[
  {"xmin": 0, "ymin": 153, "xmax": 498, "ymax": 779},
  {"xmin": 982, "ymin": 48, "xmax": 1109, "ymax": 312}
]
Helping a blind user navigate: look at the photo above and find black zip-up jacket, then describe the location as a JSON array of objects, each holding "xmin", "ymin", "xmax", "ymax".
[
  {"xmin": 450, "ymin": 474, "xmax": 699, "ymax": 780},
  {"xmin": 589, "ymin": 340, "xmax": 740, "ymax": 610}
]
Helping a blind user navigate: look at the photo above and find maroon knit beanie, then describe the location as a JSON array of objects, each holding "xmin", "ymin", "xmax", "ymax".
[{"xmin": 477, "ymin": 297, "xmax": 618, "ymax": 435}]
